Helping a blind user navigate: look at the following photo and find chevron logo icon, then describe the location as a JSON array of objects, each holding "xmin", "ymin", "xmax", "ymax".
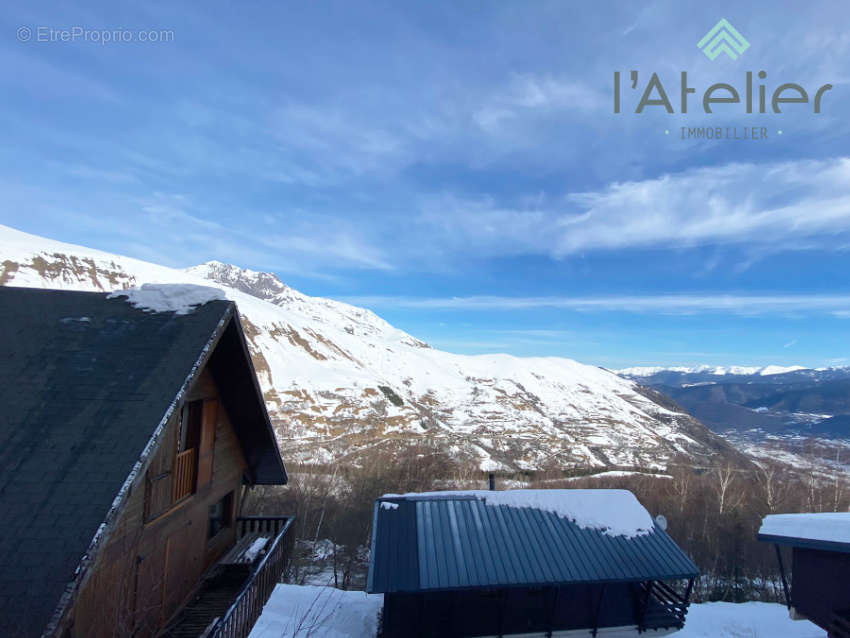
[{"xmin": 697, "ymin": 18, "xmax": 750, "ymax": 60}]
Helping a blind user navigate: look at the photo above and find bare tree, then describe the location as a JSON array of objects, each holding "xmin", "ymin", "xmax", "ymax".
[
  {"xmin": 754, "ymin": 461, "xmax": 789, "ymax": 514},
  {"xmin": 712, "ymin": 464, "xmax": 744, "ymax": 515}
]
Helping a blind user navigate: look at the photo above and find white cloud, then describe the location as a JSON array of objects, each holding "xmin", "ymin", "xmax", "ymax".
[
  {"xmin": 342, "ymin": 293, "xmax": 850, "ymax": 316},
  {"xmin": 417, "ymin": 157, "xmax": 850, "ymax": 258},
  {"xmin": 474, "ymin": 74, "xmax": 606, "ymax": 133}
]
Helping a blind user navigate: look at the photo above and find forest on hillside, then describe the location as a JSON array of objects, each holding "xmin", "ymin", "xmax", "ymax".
[{"xmin": 246, "ymin": 441, "xmax": 850, "ymax": 603}]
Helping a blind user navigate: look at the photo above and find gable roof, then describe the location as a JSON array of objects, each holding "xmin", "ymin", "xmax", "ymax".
[
  {"xmin": 367, "ymin": 490, "xmax": 698, "ymax": 594},
  {"xmin": 758, "ymin": 513, "xmax": 850, "ymax": 554},
  {"xmin": 0, "ymin": 286, "xmax": 287, "ymax": 638}
]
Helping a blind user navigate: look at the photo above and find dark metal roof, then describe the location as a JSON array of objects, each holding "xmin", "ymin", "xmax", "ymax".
[
  {"xmin": 368, "ymin": 493, "xmax": 698, "ymax": 594},
  {"xmin": 0, "ymin": 286, "xmax": 287, "ymax": 638}
]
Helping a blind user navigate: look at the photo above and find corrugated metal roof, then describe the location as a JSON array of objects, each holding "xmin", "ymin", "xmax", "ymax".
[{"xmin": 367, "ymin": 492, "xmax": 698, "ymax": 593}]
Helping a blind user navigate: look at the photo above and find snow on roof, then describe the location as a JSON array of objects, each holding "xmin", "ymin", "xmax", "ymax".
[
  {"xmin": 759, "ymin": 512, "xmax": 850, "ymax": 545},
  {"xmin": 381, "ymin": 489, "xmax": 655, "ymax": 538},
  {"xmin": 108, "ymin": 284, "xmax": 226, "ymax": 315}
]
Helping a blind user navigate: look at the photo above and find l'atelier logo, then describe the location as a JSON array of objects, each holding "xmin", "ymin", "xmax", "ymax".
[
  {"xmin": 698, "ymin": 18, "xmax": 750, "ymax": 61},
  {"xmin": 612, "ymin": 19, "xmax": 833, "ymax": 115}
]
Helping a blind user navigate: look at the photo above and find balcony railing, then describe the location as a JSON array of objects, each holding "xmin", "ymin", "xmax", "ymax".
[
  {"xmin": 831, "ymin": 608, "xmax": 850, "ymax": 638},
  {"xmin": 638, "ymin": 579, "xmax": 691, "ymax": 631},
  {"xmin": 172, "ymin": 448, "xmax": 196, "ymax": 503},
  {"xmin": 206, "ymin": 516, "xmax": 294, "ymax": 638}
]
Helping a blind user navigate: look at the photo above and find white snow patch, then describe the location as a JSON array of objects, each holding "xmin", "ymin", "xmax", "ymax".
[
  {"xmin": 108, "ymin": 283, "xmax": 226, "ymax": 315},
  {"xmin": 562, "ymin": 470, "xmax": 673, "ymax": 481},
  {"xmin": 760, "ymin": 512, "xmax": 850, "ymax": 545},
  {"xmin": 243, "ymin": 537, "xmax": 270, "ymax": 562},
  {"xmin": 247, "ymin": 584, "xmax": 382, "ymax": 638},
  {"xmin": 247, "ymin": 590, "xmax": 824, "ymax": 638},
  {"xmin": 379, "ymin": 502, "xmax": 399, "ymax": 511},
  {"xmin": 676, "ymin": 602, "xmax": 825, "ymax": 637},
  {"xmin": 382, "ymin": 489, "xmax": 655, "ymax": 538}
]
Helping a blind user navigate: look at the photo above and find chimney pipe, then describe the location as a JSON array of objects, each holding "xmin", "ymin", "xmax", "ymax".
[{"xmin": 488, "ymin": 473, "xmax": 495, "ymax": 491}]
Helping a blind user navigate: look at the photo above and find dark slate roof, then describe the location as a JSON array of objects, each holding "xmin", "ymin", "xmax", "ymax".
[
  {"xmin": 367, "ymin": 492, "xmax": 698, "ymax": 594},
  {"xmin": 0, "ymin": 286, "xmax": 287, "ymax": 638}
]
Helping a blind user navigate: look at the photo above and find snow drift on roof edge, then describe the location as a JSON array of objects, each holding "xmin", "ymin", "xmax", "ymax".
[
  {"xmin": 108, "ymin": 284, "xmax": 226, "ymax": 315},
  {"xmin": 760, "ymin": 512, "xmax": 850, "ymax": 545},
  {"xmin": 381, "ymin": 489, "xmax": 655, "ymax": 538}
]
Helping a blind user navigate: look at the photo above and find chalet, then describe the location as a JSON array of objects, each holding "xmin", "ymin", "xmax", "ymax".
[
  {"xmin": 758, "ymin": 513, "xmax": 850, "ymax": 638},
  {"xmin": 0, "ymin": 286, "xmax": 292, "ymax": 638},
  {"xmin": 367, "ymin": 489, "xmax": 698, "ymax": 638}
]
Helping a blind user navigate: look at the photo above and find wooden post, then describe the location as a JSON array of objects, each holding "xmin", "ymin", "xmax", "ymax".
[
  {"xmin": 546, "ymin": 586, "xmax": 558, "ymax": 638},
  {"xmin": 775, "ymin": 544, "xmax": 792, "ymax": 610},
  {"xmin": 591, "ymin": 584, "xmax": 607, "ymax": 637}
]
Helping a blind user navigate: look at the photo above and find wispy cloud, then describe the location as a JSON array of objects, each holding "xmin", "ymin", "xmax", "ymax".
[
  {"xmin": 417, "ymin": 157, "xmax": 850, "ymax": 260},
  {"xmin": 342, "ymin": 293, "xmax": 850, "ymax": 316}
]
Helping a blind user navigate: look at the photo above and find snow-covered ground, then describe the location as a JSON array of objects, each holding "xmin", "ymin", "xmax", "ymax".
[
  {"xmin": 247, "ymin": 585, "xmax": 382, "ymax": 638},
  {"xmin": 248, "ymin": 585, "xmax": 825, "ymax": 638},
  {"xmin": 677, "ymin": 602, "xmax": 825, "ymax": 637}
]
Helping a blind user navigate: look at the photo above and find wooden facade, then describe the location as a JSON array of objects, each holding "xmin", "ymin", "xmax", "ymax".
[
  {"xmin": 0, "ymin": 289, "xmax": 289, "ymax": 638},
  {"xmin": 759, "ymin": 515, "xmax": 850, "ymax": 638},
  {"xmin": 789, "ymin": 548, "xmax": 850, "ymax": 637},
  {"xmin": 69, "ymin": 368, "xmax": 255, "ymax": 638}
]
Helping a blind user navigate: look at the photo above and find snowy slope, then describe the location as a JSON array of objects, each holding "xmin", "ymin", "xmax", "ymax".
[{"xmin": 0, "ymin": 224, "xmax": 733, "ymax": 471}]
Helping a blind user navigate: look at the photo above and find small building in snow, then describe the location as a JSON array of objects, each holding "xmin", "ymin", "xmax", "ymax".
[
  {"xmin": 758, "ymin": 513, "xmax": 850, "ymax": 637},
  {"xmin": 367, "ymin": 489, "xmax": 698, "ymax": 638},
  {"xmin": 0, "ymin": 286, "xmax": 293, "ymax": 638}
]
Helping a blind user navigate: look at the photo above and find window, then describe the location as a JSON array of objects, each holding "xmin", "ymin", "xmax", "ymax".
[
  {"xmin": 179, "ymin": 400, "xmax": 203, "ymax": 453},
  {"xmin": 208, "ymin": 491, "xmax": 234, "ymax": 539}
]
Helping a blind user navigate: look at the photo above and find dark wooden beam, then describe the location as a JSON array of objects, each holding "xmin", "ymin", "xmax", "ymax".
[{"xmin": 775, "ymin": 544, "xmax": 792, "ymax": 610}]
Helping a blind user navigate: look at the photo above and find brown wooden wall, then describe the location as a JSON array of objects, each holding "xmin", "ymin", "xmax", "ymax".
[
  {"xmin": 69, "ymin": 367, "xmax": 250, "ymax": 638},
  {"xmin": 791, "ymin": 547, "xmax": 850, "ymax": 632}
]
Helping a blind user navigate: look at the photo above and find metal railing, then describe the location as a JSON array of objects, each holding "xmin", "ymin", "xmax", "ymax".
[
  {"xmin": 236, "ymin": 516, "xmax": 291, "ymax": 537},
  {"xmin": 207, "ymin": 517, "xmax": 294, "ymax": 638},
  {"xmin": 172, "ymin": 448, "xmax": 196, "ymax": 503}
]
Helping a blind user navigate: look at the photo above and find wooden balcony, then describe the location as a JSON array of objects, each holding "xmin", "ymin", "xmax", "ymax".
[
  {"xmin": 159, "ymin": 516, "xmax": 294, "ymax": 638},
  {"xmin": 172, "ymin": 448, "xmax": 196, "ymax": 503}
]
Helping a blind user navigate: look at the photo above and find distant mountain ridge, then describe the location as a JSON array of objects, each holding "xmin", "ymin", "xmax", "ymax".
[
  {"xmin": 617, "ymin": 365, "xmax": 811, "ymax": 378},
  {"xmin": 0, "ymin": 224, "xmax": 739, "ymax": 473},
  {"xmin": 617, "ymin": 366, "xmax": 850, "ymax": 438}
]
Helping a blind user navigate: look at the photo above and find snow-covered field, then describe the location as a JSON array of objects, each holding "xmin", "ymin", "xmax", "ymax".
[
  {"xmin": 248, "ymin": 585, "xmax": 825, "ymax": 638},
  {"xmin": 247, "ymin": 585, "xmax": 382, "ymax": 638},
  {"xmin": 677, "ymin": 602, "xmax": 825, "ymax": 637}
]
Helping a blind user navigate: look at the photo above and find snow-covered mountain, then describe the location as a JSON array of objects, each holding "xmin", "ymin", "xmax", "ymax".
[
  {"xmin": 0, "ymin": 224, "xmax": 736, "ymax": 472},
  {"xmin": 617, "ymin": 365, "xmax": 808, "ymax": 378}
]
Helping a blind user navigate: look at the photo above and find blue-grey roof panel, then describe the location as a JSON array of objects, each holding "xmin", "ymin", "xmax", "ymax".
[{"xmin": 368, "ymin": 494, "xmax": 699, "ymax": 593}]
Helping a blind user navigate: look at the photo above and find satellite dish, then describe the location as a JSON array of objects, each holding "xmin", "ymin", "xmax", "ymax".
[{"xmin": 655, "ymin": 514, "xmax": 668, "ymax": 531}]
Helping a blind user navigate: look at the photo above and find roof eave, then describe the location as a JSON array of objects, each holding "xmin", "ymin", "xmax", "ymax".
[
  {"xmin": 228, "ymin": 305, "xmax": 288, "ymax": 485},
  {"xmin": 758, "ymin": 532, "xmax": 850, "ymax": 554}
]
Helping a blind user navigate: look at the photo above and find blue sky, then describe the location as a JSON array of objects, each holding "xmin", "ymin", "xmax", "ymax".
[{"xmin": 3, "ymin": 1, "xmax": 850, "ymax": 368}]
